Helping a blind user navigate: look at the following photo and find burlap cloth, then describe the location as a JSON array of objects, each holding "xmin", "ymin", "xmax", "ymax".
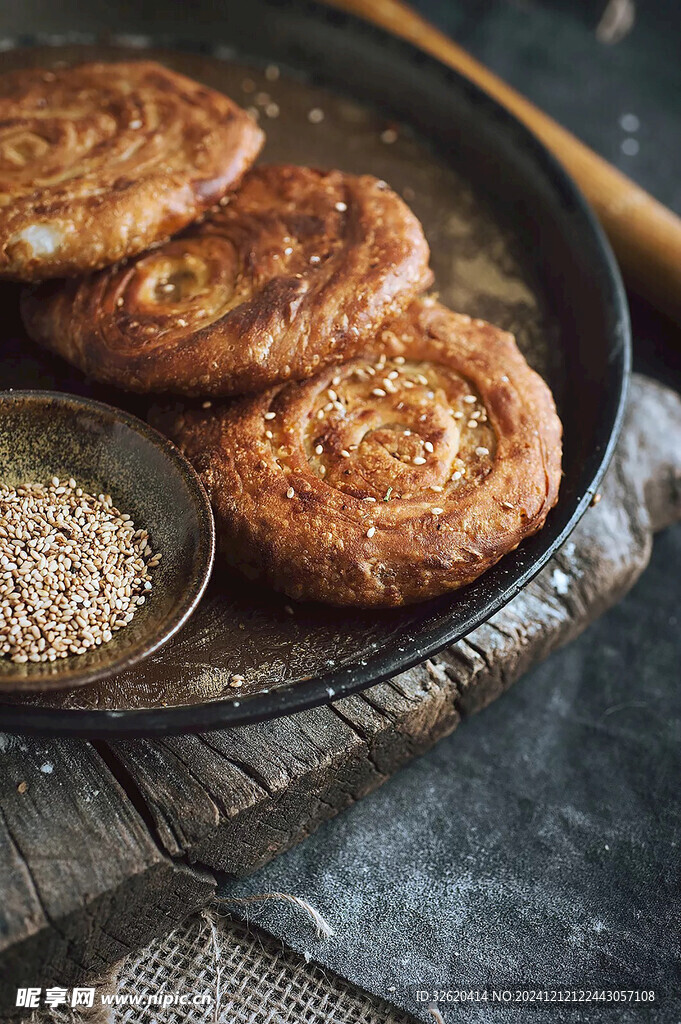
[{"xmin": 30, "ymin": 911, "xmax": 415, "ymax": 1024}]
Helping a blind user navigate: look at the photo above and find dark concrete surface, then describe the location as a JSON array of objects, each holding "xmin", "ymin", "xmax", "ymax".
[{"xmin": 221, "ymin": 2, "xmax": 681, "ymax": 1021}]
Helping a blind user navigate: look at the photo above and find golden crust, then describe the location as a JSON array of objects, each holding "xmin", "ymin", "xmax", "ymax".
[
  {"xmin": 21, "ymin": 165, "xmax": 432, "ymax": 395},
  {"xmin": 162, "ymin": 299, "xmax": 563, "ymax": 607},
  {"xmin": 0, "ymin": 61, "xmax": 263, "ymax": 279}
]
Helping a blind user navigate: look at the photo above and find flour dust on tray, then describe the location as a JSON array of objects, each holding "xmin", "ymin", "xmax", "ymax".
[{"xmin": 0, "ymin": 477, "xmax": 161, "ymax": 663}]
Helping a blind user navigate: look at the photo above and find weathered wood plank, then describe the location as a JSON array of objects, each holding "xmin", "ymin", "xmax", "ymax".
[
  {"xmin": 0, "ymin": 374, "xmax": 679, "ymax": 1000},
  {"xmin": 0, "ymin": 735, "xmax": 214, "ymax": 1010}
]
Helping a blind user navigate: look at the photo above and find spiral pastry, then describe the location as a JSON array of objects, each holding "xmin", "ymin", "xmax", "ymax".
[
  {"xmin": 0, "ymin": 61, "xmax": 263, "ymax": 279},
  {"xmin": 22, "ymin": 165, "xmax": 432, "ymax": 396},
  {"xmin": 164, "ymin": 299, "xmax": 562, "ymax": 607}
]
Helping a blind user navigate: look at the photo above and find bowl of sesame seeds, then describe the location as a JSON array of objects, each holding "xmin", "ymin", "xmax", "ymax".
[{"xmin": 0, "ymin": 390, "xmax": 215, "ymax": 692}]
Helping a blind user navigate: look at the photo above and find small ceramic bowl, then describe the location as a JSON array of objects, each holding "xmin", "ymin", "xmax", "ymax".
[{"xmin": 0, "ymin": 390, "xmax": 215, "ymax": 692}]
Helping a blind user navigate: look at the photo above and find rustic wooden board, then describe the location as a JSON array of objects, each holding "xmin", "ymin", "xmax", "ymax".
[{"xmin": 1, "ymin": 373, "xmax": 680, "ymax": 1006}]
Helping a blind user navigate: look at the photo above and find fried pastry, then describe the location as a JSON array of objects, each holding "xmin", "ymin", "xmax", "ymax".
[
  {"xmin": 164, "ymin": 299, "xmax": 562, "ymax": 607},
  {"xmin": 22, "ymin": 165, "xmax": 432, "ymax": 395},
  {"xmin": 0, "ymin": 61, "xmax": 263, "ymax": 279}
]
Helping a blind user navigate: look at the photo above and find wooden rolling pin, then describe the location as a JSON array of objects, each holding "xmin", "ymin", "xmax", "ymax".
[{"xmin": 329, "ymin": 0, "xmax": 681, "ymax": 322}]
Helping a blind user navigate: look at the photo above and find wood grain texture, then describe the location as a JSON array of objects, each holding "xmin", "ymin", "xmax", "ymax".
[
  {"xmin": 0, "ymin": 736, "xmax": 215, "ymax": 1010},
  {"xmin": 327, "ymin": 0, "xmax": 681, "ymax": 323},
  {"xmin": 0, "ymin": 374, "xmax": 680, "ymax": 1002}
]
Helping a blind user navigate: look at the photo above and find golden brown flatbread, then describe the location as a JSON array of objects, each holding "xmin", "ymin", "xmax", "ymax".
[
  {"xmin": 0, "ymin": 60, "xmax": 263, "ymax": 279},
  {"xmin": 22, "ymin": 165, "xmax": 432, "ymax": 396},
  {"xmin": 162, "ymin": 298, "xmax": 563, "ymax": 607}
]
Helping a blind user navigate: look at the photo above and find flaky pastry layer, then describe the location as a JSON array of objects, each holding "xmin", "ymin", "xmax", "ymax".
[
  {"xmin": 23, "ymin": 165, "xmax": 432, "ymax": 395},
  {"xmin": 163, "ymin": 299, "xmax": 562, "ymax": 607},
  {"xmin": 0, "ymin": 60, "xmax": 263, "ymax": 278}
]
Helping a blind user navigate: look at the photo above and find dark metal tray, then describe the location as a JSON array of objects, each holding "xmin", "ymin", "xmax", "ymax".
[{"xmin": 0, "ymin": 0, "xmax": 629, "ymax": 735}]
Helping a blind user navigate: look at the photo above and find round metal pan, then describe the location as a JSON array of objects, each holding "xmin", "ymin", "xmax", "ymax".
[{"xmin": 0, "ymin": 0, "xmax": 630, "ymax": 735}]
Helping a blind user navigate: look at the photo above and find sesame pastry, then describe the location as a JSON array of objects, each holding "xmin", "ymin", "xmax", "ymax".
[
  {"xmin": 162, "ymin": 299, "xmax": 563, "ymax": 607},
  {"xmin": 22, "ymin": 165, "xmax": 432, "ymax": 396},
  {"xmin": 0, "ymin": 61, "xmax": 263, "ymax": 279}
]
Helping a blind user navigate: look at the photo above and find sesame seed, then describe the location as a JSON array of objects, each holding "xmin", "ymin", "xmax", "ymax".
[
  {"xmin": 286, "ymin": 487, "xmax": 295, "ymax": 498},
  {"xmin": 335, "ymin": 201, "xmax": 347, "ymax": 212},
  {"xmin": 366, "ymin": 526, "xmax": 376, "ymax": 538},
  {"xmin": 340, "ymin": 450, "xmax": 351, "ymax": 458},
  {"xmin": 0, "ymin": 479, "xmax": 158, "ymax": 662},
  {"xmin": 264, "ymin": 411, "xmax": 276, "ymax": 420},
  {"xmin": 363, "ymin": 496, "xmax": 377, "ymax": 502},
  {"xmin": 430, "ymin": 485, "xmax": 443, "ymax": 492},
  {"xmin": 424, "ymin": 441, "xmax": 434, "ymax": 453},
  {"xmin": 431, "ymin": 507, "xmax": 444, "ymax": 516},
  {"xmin": 371, "ymin": 388, "xmax": 387, "ymax": 398},
  {"xmin": 413, "ymin": 456, "xmax": 427, "ymax": 465},
  {"xmin": 177, "ymin": 318, "xmax": 188, "ymax": 327},
  {"xmin": 475, "ymin": 446, "xmax": 490, "ymax": 456},
  {"xmin": 453, "ymin": 411, "xmax": 464, "ymax": 419},
  {"xmin": 265, "ymin": 430, "xmax": 273, "ymax": 439},
  {"xmin": 315, "ymin": 444, "xmax": 324, "ymax": 455},
  {"xmin": 467, "ymin": 420, "xmax": 478, "ymax": 429},
  {"xmin": 202, "ymin": 400, "xmax": 212, "ymax": 409},
  {"xmin": 229, "ymin": 675, "xmax": 244, "ymax": 688},
  {"xmin": 463, "ymin": 394, "xmax": 476, "ymax": 404},
  {"xmin": 394, "ymin": 355, "xmax": 405, "ymax": 364}
]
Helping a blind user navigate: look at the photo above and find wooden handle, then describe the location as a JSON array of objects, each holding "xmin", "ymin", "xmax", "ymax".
[{"xmin": 329, "ymin": 0, "xmax": 681, "ymax": 323}]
